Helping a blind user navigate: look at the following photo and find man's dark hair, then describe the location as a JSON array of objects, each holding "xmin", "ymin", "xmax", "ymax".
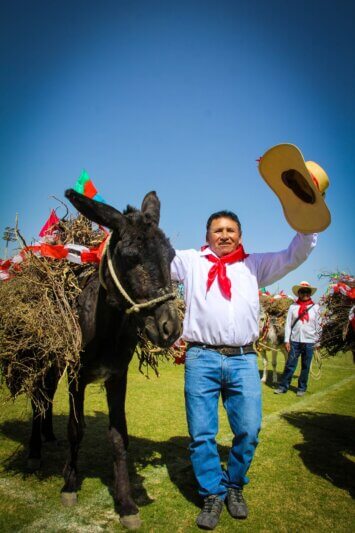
[{"xmin": 206, "ymin": 210, "xmax": 242, "ymax": 234}]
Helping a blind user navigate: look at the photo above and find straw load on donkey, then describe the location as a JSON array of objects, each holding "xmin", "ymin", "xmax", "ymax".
[
  {"xmin": 257, "ymin": 291, "xmax": 293, "ymax": 383},
  {"xmin": 0, "ymin": 189, "xmax": 181, "ymax": 529},
  {"xmin": 319, "ymin": 273, "xmax": 355, "ymax": 362}
]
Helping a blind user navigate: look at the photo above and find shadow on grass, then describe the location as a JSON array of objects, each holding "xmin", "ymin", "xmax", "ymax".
[
  {"xmin": 0, "ymin": 412, "xmax": 231, "ymax": 509},
  {"xmin": 282, "ymin": 411, "xmax": 355, "ymax": 498}
]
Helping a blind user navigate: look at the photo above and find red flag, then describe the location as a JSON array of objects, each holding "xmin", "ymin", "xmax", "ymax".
[{"xmin": 39, "ymin": 209, "xmax": 60, "ymax": 238}]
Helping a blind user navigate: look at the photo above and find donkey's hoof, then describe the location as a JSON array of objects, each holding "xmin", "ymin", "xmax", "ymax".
[
  {"xmin": 61, "ymin": 492, "xmax": 77, "ymax": 506},
  {"xmin": 119, "ymin": 514, "xmax": 142, "ymax": 530},
  {"xmin": 27, "ymin": 458, "xmax": 41, "ymax": 472}
]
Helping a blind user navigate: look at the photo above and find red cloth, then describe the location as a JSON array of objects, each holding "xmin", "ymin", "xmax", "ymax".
[
  {"xmin": 24, "ymin": 244, "xmax": 68, "ymax": 259},
  {"xmin": 296, "ymin": 298, "xmax": 314, "ymax": 322},
  {"xmin": 81, "ymin": 250, "xmax": 100, "ymax": 263},
  {"xmin": 39, "ymin": 244, "xmax": 68, "ymax": 259},
  {"xmin": 0, "ymin": 260, "xmax": 11, "ymax": 270},
  {"xmin": 204, "ymin": 245, "xmax": 249, "ymax": 299}
]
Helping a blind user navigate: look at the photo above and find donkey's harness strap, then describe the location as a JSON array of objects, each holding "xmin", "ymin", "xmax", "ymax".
[
  {"xmin": 259, "ymin": 313, "xmax": 270, "ymax": 343},
  {"xmin": 99, "ymin": 234, "xmax": 176, "ymax": 314}
]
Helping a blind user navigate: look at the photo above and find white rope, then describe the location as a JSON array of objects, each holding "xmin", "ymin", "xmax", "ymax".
[
  {"xmin": 99, "ymin": 234, "xmax": 175, "ymax": 314},
  {"xmin": 310, "ymin": 349, "xmax": 322, "ymax": 380}
]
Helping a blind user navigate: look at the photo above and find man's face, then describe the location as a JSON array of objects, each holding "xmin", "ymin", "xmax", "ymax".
[
  {"xmin": 298, "ymin": 289, "xmax": 312, "ymax": 301},
  {"xmin": 207, "ymin": 217, "xmax": 241, "ymax": 257}
]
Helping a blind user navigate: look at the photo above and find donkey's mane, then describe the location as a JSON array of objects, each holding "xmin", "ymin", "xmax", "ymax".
[{"xmin": 123, "ymin": 205, "xmax": 138, "ymax": 215}]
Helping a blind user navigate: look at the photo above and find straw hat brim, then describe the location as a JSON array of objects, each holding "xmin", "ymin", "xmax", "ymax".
[
  {"xmin": 292, "ymin": 284, "xmax": 317, "ymax": 297},
  {"xmin": 259, "ymin": 144, "xmax": 331, "ymax": 233}
]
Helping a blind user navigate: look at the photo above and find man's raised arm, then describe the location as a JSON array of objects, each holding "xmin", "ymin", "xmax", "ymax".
[{"xmin": 253, "ymin": 232, "xmax": 317, "ymax": 288}]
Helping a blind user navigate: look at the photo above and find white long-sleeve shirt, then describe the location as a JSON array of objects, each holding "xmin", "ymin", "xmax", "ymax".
[
  {"xmin": 284, "ymin": 303, "xmax": 321, "ymax": 343},
  {"xmin": 171, "ymin": 233, "xmax": 317, "ymax": 346}
]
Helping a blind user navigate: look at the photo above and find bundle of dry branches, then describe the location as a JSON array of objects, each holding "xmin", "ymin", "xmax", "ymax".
[
  {"xmin": 0, "ymin": 214, "xmax": 104, "ymax": 411},
  {"xmin": 260, "ymin": 294, "xmax": 294, "ymax": 317},
  {"xmin": 0, "ymin": 254, "xmax": 81, "ymax": 406},
  {"xmin": 319, "ymin": 274, "xmax": 355, "ymax": 358},
  {"xmin": 59, "ymin": 213, "xmax": 105, "ymax": 247}
]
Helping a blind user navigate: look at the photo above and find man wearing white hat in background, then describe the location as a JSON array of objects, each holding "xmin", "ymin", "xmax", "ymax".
[{"xmin": 275, "ymin": 281, "xmax": 321, "ymax": 396}]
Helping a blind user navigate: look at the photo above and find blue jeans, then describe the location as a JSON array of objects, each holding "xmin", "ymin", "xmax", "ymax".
[
  {"xmin": 279, "ymin": 341, "xmax": 314, "ymax": 392},
  {"xmin": 184, "ymin": 347, "xmax": 262, "ymax": 500}
]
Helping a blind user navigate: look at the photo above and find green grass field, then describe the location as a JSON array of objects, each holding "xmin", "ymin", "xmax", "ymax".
[{"xmin": 0, "ymin": 352, "xmax": 354, "ymax": 532}]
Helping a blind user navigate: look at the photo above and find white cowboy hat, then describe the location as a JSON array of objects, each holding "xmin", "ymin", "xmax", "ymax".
[
  {"xmin": 258, "ymin": 143, "xmax": 331, "ymax": 233},
  {"xmin": 292, "ymin": 281, "xmax": 317, "ymax": 297}
]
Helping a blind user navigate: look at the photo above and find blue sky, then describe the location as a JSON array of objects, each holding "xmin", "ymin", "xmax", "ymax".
[{"xmin": 1, "ymin": 0, "xmax": 354, "ymax": 298}]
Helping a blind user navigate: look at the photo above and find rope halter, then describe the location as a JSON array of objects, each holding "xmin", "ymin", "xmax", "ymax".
[{"xmin": 99, "ymin": 234, "xmax": 176, "ymax": 315}]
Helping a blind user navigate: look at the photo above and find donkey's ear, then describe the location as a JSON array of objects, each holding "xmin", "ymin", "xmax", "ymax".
[
  {"xmin": 65, "ymin": 189, "xmax": 125, "ymax": 231},
  {"xmin": 141, "ymin": 191, "xmax": 160, "ymax": 225}
]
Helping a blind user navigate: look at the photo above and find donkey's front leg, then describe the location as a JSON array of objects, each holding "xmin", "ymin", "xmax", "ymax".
[
  {"xmin": 61, "ymin": 379, "xmax": 86, "ymax": 506},
  {"xmin": 105, "ymin": 372, "xmax": 141, "ymax": 530},
  {"xmin": 260, "ymin": 349, "xmax": 268, "ymax": 383},
  {"xmin": 271, "ymin": 349, "xmax": 279, "ymax": 384}
]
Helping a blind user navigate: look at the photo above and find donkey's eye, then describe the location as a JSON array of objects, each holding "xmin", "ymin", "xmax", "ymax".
[{"xmin": 121, "ymin": 248, "xmax": 141, "ymax": 266}]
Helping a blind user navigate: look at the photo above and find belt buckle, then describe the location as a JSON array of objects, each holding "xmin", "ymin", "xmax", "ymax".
[{"xmin": 220, "ymin": 346, "xmax": 240, "ymax": 356}]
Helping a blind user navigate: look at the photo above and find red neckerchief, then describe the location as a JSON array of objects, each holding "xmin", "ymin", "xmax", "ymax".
[
  {"xmin": 296, "ymin": 298, "xmax": 314, "ymax": 322},
  {"xmin": 204, "ymin": 245, "xmax": 249, "ymax": 300}
]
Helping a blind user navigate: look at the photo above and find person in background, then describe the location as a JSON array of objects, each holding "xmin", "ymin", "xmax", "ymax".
[{"xmin": 275, "ymin": 281, "xmax": 321, "ymax": 397}]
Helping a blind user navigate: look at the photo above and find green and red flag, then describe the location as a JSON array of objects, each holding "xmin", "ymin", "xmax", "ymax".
[{"xmin": 73, "ymin": 170, "xmax": 105, "ymax": 203}]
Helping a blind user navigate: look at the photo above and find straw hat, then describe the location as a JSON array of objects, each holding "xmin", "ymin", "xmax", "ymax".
[
  {"xmin": 258, "ymin": 144, "xmax": 331, "ymax": 233},
  {"xmin": 292, "ymin": 281, "xmax": 317, "ymax": 297}
]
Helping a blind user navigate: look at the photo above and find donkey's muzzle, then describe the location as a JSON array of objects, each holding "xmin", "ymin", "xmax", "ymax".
[{"xmin": 143, "ymin": 302, "xmax": 181, "ymax": 348}]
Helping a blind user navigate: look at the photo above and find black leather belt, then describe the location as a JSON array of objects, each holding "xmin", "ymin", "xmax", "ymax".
[{"xmin": 186, "ymin": 342, "xmax": 255, "ymax": 356}]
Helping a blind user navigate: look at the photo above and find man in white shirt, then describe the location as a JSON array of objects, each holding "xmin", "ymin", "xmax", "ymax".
[
  {"xmin": 171, "ymin": 212, "xmax": 317, "ymax": 530},
  {"xmin": 275, "ymin": 281, "xmax": 320, "ymax": 397}
]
